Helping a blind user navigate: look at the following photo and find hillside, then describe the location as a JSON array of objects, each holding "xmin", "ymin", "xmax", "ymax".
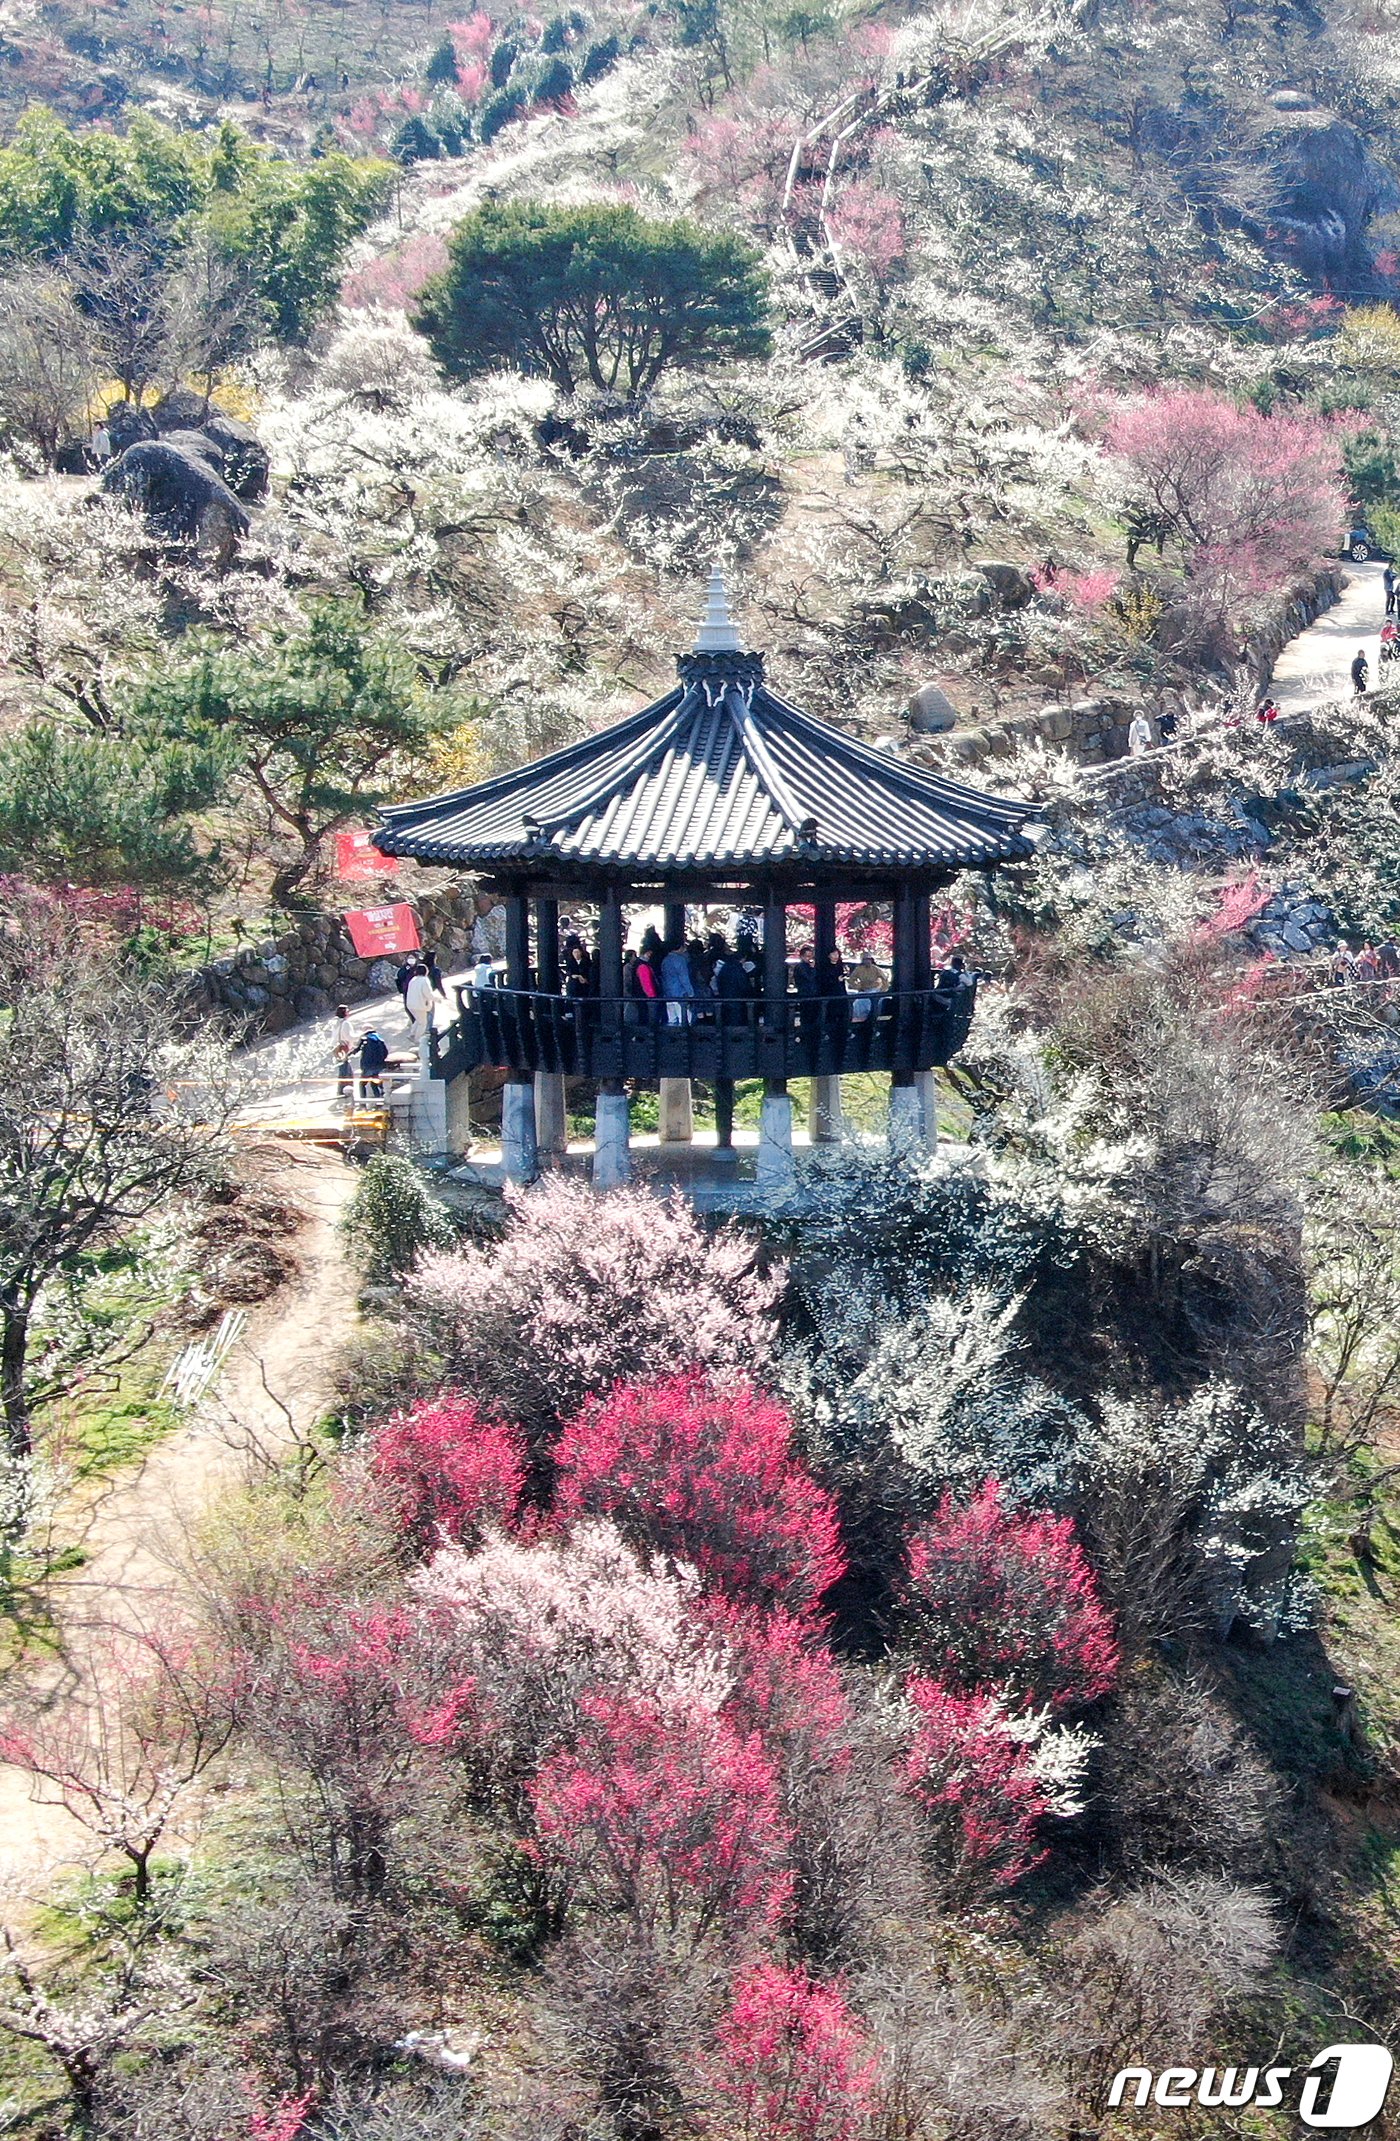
[{"xmin": 5, "ymin": 0, "xmax": 1400, "ymax": 2137}]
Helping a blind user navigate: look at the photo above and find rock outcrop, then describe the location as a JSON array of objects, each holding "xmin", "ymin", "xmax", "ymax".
[{"xmin": 101, "ymin": 440, "xmax": 250, "ymax": 564}]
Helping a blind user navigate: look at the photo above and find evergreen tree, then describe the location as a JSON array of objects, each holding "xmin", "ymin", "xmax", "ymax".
[
  {"xmin": 415, "ymin": 200, "xmax": 770, "ymax": 398},
  {"xmin": 0, "ymin": 725, "xmax": 233, "ymax": 892},
  {"xmin": 426, "ymin": 34, "xmax": 461, "ymax": 85},
  {"xmin": 133, "ymin": 601, "xmax": 449, "ymax": 907}
]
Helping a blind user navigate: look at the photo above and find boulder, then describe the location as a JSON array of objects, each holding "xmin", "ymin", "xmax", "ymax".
[
  {"xmin": 101, "ymin": 441, "xmax": 250, "ymax": 565},
  {"xmin": 294, "ymin": 985, "xmax": 335, "ymax": 1022},
  {"xmin": 160, "ymin": 428, "xmax": 225, "ymax": 475},
  {"xmin": 199, "ymin": 412, "xmax": 270, "ymax": 502},
  {"xmin": 105, "ymin": 402, "xmax": 158, "ymax": 454},
  {"xmin": 151, "ymin": 387, "xmax": 213, "ymax": 433},
  {"xmin": 152, "ymin": 407, "xmax": 269, "ymax": 503},
  {"xmin": 975, "ymin": 559, "xmax": 1036, "ymax": 610},
  {"xmin": 908, "ymin": 681, "xmax": 958, "ymax": 734}
]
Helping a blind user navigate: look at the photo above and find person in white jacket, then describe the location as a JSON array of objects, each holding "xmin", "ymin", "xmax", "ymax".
[{"xmin": 404, "ymin": 961, "xmax": 436, "ymax": 1043}]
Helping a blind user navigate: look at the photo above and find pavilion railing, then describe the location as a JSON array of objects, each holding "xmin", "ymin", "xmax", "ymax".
[{"xmin": 431, "ymin": 984, "xmax": 976, "ymax": 1084}]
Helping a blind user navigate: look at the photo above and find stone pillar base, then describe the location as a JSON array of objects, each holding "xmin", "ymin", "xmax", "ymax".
[
  {"xmin": 408, "ymin": 1038, "xmax": 448, "ymax": 1150},
  {"xmin": 888, "ymin": 1079, "xmax": 923, "ymax": 1157},
  {"xmin": 593, "ymin": 1089, "xmax": 632, "ymax": 1189},
  {"xmin": 915, "ymin": 1068, "xmax": 938, "ymax": 1152},
  {"xmin": 501, "ymin": 1078, "xmax": 538, "ymax": 1185},
  {"xmin": 808, "ymin": 1074, "xmax": 843, "ymax": 1142},
  {"xmin": 659, "ymin": 1076, "xmax": 694, "ymax": 1144},
  {"xmin": 757, "ymin": 1091, "xmax": 796, "ymax": 1195},
  {"xmin": 445, "ymin": 1072, "xmax": 473, "ymax": 1156},
  {"xmin": 535, "ymin": 1070, "xmax": 568, "ymax": 1163}
]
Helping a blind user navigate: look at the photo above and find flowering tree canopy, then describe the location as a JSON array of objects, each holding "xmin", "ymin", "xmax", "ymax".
[
  {"xmin": 366, "ymin": 1395, "xmax": 526, "ymax": 1553},
  {"xmin": 554, "ymin": 1372, "xmax": 846, "ymax": 1615},
  {"xmin": 1105, "ymin": 387, "xmax": 1347, "ymax": 593},
  {"xmin": 530, "ymin": 1692, "xmax": 792, "ymax": 1943},
  {"xmin": 407, "ymin": 1179, "xmax": 784, "ymax": 1446},
  {"xmin": 897, "ymin": 1480, "xmax": 1119, "ymax": 1712},
  {"xmin": 711, "ymin": 1963, "xmax": 878, "ymax": 2141}
]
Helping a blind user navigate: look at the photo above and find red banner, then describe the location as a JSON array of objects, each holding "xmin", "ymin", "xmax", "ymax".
[
  {"xmin": 344, "ymin": 903, "xmax": 421, "ymax": 958},
  {"xmin": 336, "ymin": 828, "xmax": 397, "ymax": 880}
]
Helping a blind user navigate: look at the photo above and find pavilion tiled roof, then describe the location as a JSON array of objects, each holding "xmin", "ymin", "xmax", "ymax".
[{"xmin": 374, "ymin": 578, "xmax": 1034, "ymax": 876}]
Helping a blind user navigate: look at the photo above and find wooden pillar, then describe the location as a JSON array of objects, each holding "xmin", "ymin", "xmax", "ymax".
[
  {"xmin": 762, "ymin": 888, "xmax": 787, "ymax": 1032},
  {"xmin": 661, "ymin": 896, "xmax": 692, "ymax": 1142},
  {"xmin": 911, "ymin": 889, "xmax": 932, "ymax": 992},
  {"xmin": 891, "ymin": 888, "xmax": 917, "ymax": 996},
  {"xmin": 714, "ymin": 1078, "xmax": 736, "ymax": 1153},
  {"xmin": 593, "ymin": 883, "xmax": 631, "ymax": 1187},
  {"xmin": 505, "ymin": 892, "xmax": 531, "ymax": 989},
  {"xmin": 597, "ymin": 886, "xmax": 624, "ymax": 1003},
  {"xmin": 536, "ymin": 897, "xmax": 560, "ymax": 993},
  {"xmin": 810, "ymin": 896, "xmax": 841, "ymax": 1141}
]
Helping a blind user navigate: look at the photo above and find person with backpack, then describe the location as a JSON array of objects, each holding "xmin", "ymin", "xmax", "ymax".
[{"xmin": 356, "ymin": 1029, "xmax": 390, "ymax": 1099}]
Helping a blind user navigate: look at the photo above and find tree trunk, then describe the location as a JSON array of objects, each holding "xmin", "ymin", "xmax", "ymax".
[
  {"xmin": 0, "ymin": 1303, "xmax": 31, "ymax": 1462},
  {"xmin": 270, "ymin": 835, "xmax": 318, "ymax": 910}
]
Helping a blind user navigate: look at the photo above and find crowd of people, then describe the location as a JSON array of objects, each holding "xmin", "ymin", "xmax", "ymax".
[
  {"xmin": 1329, "ymin": 939, "xmax": 1400, "ymax": 985},
  {"xmin": 468, "ymin": 919, "xmax": 979, "ymax": 1027}
]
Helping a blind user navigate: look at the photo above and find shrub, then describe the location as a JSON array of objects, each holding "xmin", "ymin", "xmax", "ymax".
[
  {"xmin": 366, "ymin": 1396, "xmax": 526, "ymax": 1553},
  {"xmin": 341, "ymin": 1156, "xmax": 456, "ymax": 1288},
  {"xmin": 405, "ymin": 1178, "xmax": 783, "ymax": 1448},
  {"xmin": 580, "ymin": 32, "xmax": 621, "ymax": 79},
  {"xmin": 896, "ymin": 1480, "xmax": 1118, "ymax": 1712},
  {"xmin": 900, "ymin": 1679, "xmax": 1050, "ymax": 1893},
  {"xmin": 530, "ymin": 1691, "xmax": 792, "ymax": 1943},
  {"xmin": 710, "ymin": 1963, "xmax": 878, "ymax": 2141},
  {"xmin": 554, "ymin": 1372, "xmax": 845, "ymax": 1614}
]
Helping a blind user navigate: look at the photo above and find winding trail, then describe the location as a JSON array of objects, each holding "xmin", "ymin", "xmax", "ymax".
[
  {"xmin": 0, "ymin": 1143, "xmax": 359, "ymax": 1896},
  {"xmin": 1270, "ymin": 560, "xmax": 1388, "ymax": 714}
]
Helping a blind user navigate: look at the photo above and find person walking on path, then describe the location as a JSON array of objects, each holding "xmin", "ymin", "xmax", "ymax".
[
  {"xmin": 1352, "ymin": 648, "xmax": 1370, "ymax": 695},
  {"xmin": 356, "ymin": 1029, "xmax": 389, "ymax": 1099},
  {"xmin": 333, "ymin": 1004, "xmax": 357, "ymax": 1104},
  {"xmin": 404, "ymin": 961, "xmax": 435, "ymax": 1043},
  {"xmin": 1127, "ymin": 709, "xmax": 1153, "ymax": 756},
  {"xmin": 1385, "ymin": 563, "xmax": 1396, "ymax": 616}
]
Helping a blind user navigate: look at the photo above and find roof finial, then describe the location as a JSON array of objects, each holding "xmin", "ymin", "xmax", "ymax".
[{"xmin": 694, "ymin": 564, "xmax": 742, "ymax": 654}]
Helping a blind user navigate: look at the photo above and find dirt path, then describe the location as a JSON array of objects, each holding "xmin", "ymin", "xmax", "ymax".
[
  {"xmin": 0, "ymin": 1142, "xmax": 360, "ymax": 1893},
  {"xmin": 1270, "ymin": 560, "xmax": 1388, "ymax": 714}
]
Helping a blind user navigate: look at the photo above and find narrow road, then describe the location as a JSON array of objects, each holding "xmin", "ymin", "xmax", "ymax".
[{"xmin": 1270, "ymin": 560, "xmax": 1388, "ymax": 713}]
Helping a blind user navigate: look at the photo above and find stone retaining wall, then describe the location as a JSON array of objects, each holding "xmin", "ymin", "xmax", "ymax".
[
  {"xmin": 919, "ymin": 564, "xmax": 1345, "ymax": 774},
  {"xmin": 181, "ymin": 880, "xmax": 504, "ymax": 1035}
]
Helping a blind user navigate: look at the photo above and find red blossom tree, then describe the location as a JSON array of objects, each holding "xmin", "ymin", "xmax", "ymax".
[
  {"xmin": 900, "ymin": 1678, "xmax": 1049, "ymax": 1891},
  {"xmin": 826, "ymin": 179, "xmax": 906, "ymax": 286},
  {"xmin": 710, "ymin": 1963, "xmax": 878, "ymax": 2141},
  {"xmin": 530, "ymin": 1692, "xmax": 792, "ymax": 1943},
  {"xmin": 897, "ymin": 1480, "xmax": 1118, "ymax": 1712},
  {"xmin": 365, "ymin": 1395, "xmax": 526, "ymax": 1553},
  {"xmin": 1105, "ymin": 387, "xmax": 1347, "ymax": 596},
  {"xmin": 237, "ymin": 1593, "xmax": 423, "ymax": 1900},
  {"xmin": 709, "ymin": 1601, "xmax": 852, "ymax": 1770},
  {"xmin": 554, "ymin": 1372, "xmax": 845, "ymax": 1614}
]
